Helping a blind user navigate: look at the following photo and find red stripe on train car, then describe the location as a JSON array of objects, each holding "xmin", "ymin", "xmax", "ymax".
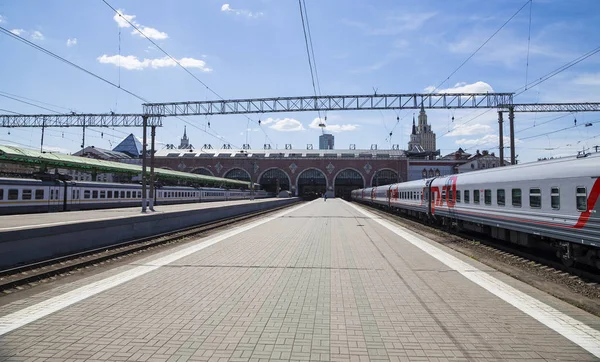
[{"xmin": 574, "ymin": 177, "xmax": 600, "ymax": 229}]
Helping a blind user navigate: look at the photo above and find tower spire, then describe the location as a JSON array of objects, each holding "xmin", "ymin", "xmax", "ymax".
[
  {"xmin": 183, "ymin": 125, "xmax": 187, "ymax": 138},
  {"xmin": 412, "ymin": 116, "xmax": 416, "ymax": 135}
]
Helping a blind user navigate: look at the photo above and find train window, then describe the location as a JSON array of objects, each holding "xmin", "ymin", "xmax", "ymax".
[
  {"xmin": 107, "ymin": 191, "xmax": 113, "ymax": 198},
  {"xmin": 473, "ymin": 190, "xmax": 480, "ymax": 204},
  {"xmin": 484, "ymin": 190, "xmax": 491, "ymax": 205},
  {"xmin": 441, "ymin": 190, "xmax": 446, "ymax": 202},
  {"xmin": 72, "ymin": 190, "xmax": 76, "ymax": 199},
  {"xmin": 497, "ymin": 189, "xmax": 505, "ymax": 206},
  {"xmin": 464, "ymin": 190, "xmax": 470, "ymax": 203},
  {"xmin": 126, "ymin": 191, "xmax": 131, "ymax": 198},
  {"xmin": 512, "ymin": 189, "xmax": 522, "ymax": 207},
  {"xmin": 120, "ymin": 191, "xmax": 125, "ymax": 198},
  {"xmin": 551, "ymin": 187, "xmax": 560, "ymax": 210},
  {"xmin": 529, "ymin": 188, "xmax": 541, "ymax": 208},
  {"xmin": 84, "ymin": 190, "xmax": 91, "ymax": 199},
  {"xmin": 22, "ymin": 189, "xmax": 32, "ymax": 200},
  {"xmin": 36, "ymin": 189, "xmax": 44, "ymax": 200},
  {"xmin": 92, "ymin": 191, "xmax": 98, "ymax": 198},
  {"xmin": 448, "ymin": 189, "xmax": 453, "ymax": 202},
  {"xmin": 456, "ymin": 190, "xmax": 461, "ymax": 203},
  {"xmin": 576, "ymin": 187, "xmax": 587, "ymax": 211},
  {"xmin": 137, "ymin": 191, "xmax": 142, "ymax": 198},
  {"xmin": 0, "ymin": 189, "xmax": 3, "ymax": 200}
]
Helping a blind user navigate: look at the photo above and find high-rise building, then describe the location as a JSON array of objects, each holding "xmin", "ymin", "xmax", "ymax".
[
  {"xmin": 407, "ymin": 104, "xmax": 436, "ymax": 152},
  {"xmin": 319, "ymin": 134, "xmax": 334, "ymax": 149},
  {"xmin": 178, "ymin": 126, "xmax": 194, "ymax": 149}
]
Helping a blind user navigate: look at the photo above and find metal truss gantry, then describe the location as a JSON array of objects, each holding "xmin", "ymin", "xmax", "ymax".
[
  {"xmin": 506, "ymin": 102, "xmax": 600, "ymax": 113},
  {"xmin": 142, "ymin": 93, "xmax": 515, "ymax": 116},
  {"xmin": 0, "ymin": 113, "xmax": 163, "ymax": 128}
]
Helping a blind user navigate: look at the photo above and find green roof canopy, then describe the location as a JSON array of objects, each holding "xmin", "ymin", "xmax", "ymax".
[{"xmin": 0, "ymin": 145, "xmax": 250, "ymax": 188}]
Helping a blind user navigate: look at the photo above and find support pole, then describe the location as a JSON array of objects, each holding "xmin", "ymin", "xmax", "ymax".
[
  {"xmin": 81, "ymin": 123, "xmax": 86, "ymax": 149},
  {"xmin": 498, "ymin": 111, "xmax": 504, "ymax": 166},
  {"xmin": 509, "ymin": 106, "xmax": 515, "ymax": 165},
  {"xmin": 40, "ymin": 120, "xmax": 45, "ymax": 153},
  {"xmin": 141, "ymin": 116, "xmax": 148, "ymax": 212},
  {"xmin": 149, "ymin": 125, "xmax": 156, "ymax": 211}
]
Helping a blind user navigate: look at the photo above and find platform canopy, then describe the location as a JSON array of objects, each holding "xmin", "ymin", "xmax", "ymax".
[{"xmin": 0, "ymin": 145, "xmax": 250, "ymax": 188}]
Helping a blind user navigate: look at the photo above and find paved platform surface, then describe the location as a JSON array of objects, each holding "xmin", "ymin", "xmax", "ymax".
[
  {"xmin": 0, "ymin": 198, "xmax": 281, "ymax": 231},
  {"xmin": 0, "ymin": 199, "xmax": 599, "ymax": 361}
]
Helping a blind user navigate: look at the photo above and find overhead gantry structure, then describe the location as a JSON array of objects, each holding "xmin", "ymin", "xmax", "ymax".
[
  {"xmin": 142, "ymin": 93, "xmax": 515, "ymax": 116},
  {"xmin": 2, "ymin": 93, "xmax": 600, "ymax": 211}
]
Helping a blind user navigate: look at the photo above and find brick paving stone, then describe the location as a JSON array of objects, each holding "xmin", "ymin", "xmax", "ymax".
[{"xmin": 0, "ymin": 200, "xmax": 599, "ymax": 361}]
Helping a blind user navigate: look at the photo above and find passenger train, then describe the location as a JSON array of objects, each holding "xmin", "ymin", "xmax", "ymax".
[
  {"xmin": 352, "ymin": 154, "xmax": 600, "ymax": 270},
  {"xmin": 0, "ymin": 177, "xmax": 271, "ymax": 215}
]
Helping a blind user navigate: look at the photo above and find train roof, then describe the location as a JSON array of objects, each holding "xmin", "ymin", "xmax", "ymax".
[{"xmin": 450, "ymin": 153, "xmax": 600, "ymax": 183}]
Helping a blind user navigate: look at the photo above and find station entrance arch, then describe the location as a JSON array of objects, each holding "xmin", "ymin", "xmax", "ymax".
[
  {"xmin": 334, "ymin": 169, "xmax": 364, "ymax": 199},
  {"xmin": 297, "ymin": 169, "xmax": 327, "ymax": 200},
  {"xmin": 258, "ymin": 168, "xmax": 290, "ymax": 193},
  {"xmin": 372, "ymin": 169, "xmax": 400, "ymax": 187},
  {"xmin": 223, "ymin": 168, "xmax": 251, "ymax": 182}
]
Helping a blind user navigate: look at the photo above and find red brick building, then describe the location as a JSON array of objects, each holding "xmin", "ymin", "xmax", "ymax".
[{"xmin": 152, "ymin": 147, "xmax": 459, "ymax": 199}]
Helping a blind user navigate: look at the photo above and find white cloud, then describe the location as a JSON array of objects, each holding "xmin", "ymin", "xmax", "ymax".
[
  {"xmin": 424, "ymin": 81, "xmax": 494, "ymax": 94},
  {"xmin": 309, "ymin": 118, "xmax": 358, "ymax": 133},
  {"xmin": 455, "ymin": 134, "xmax": 518, "ymax": 147},
  {"xmin": 97, "ymin": 54, "xmax": 212, "ymax": 72},
  {"xmin": 133, "ymin": 26, "xmax": 168, "ymax": 40},
  {"xmin": 262, "ymin": 117, "xmax": 305, "ymax": 132},
  {"xmin": 0, "ymin": 15, "xmax": 5, "ymax": 23},
  {"xmin": 113, "ymin": 9, "xmax": 168, "ymax": 40},
  {"xmin": 31, "ymin": 30, "xmax": 44, "ymax": 40},
  {"xmin": 221, "ymin": 3, "xmax": 263, "ymax": 18},
  {"xmin": 371, "ymin": 12, "xmax": 437, "ymax": 35},
  {"xmin": 66, "ymin": 38, "xmax": 77, "ymax": 47},
  {"xmin": 573, "ymin": 73, "xmax": 600, "ymax": 86},
  {"xmin": 445, "ymin": 123, "xmax": 492, "ymax": 137},
  {"xmin": 113, "ymin": 10, "xmax": 136, "ymax": 28},
  {"xmin": 10, "ymin": 29, "xmax": 25, "ymax": 36}
]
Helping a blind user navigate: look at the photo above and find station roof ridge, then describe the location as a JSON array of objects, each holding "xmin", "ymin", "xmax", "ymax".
[
  {"xmin": 0, "ymin": 144, "xmax": 250, "ymax": 188},
  {"xmin": 156, "ymin": 147, "xmax": 408, "ymax": 158}
]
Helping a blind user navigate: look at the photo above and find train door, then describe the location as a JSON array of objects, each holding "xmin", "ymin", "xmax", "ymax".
[
  {"xmin": 69, "ymin": 184, "xmax": 81, "ymax": 210},
  {"xmin": 445, "ymin": 177, "xmax": 457, "ymax": 223},
  {"xmin": 425, "ymin": 178, "xmax": 436, "ymax": 218}
]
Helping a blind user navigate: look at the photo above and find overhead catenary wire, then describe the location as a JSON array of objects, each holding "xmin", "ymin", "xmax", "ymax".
[
  {"xmin": 430, "ymin": 0, "xmax": 532, "ymax": 93},
  {"xmin": 298, "ymin": 0, "xmax": 323, "ymax": 127},
  {"xmin": 524, "ymin": 0, "xmax": 533, "ymax": 89},
  {"xmin": 0, "ymin": 25, "xmax": 148, "ymax": 103},
  {"xmin": 101, "ymin": 0, "xmax": 273, "ymax": 147}
]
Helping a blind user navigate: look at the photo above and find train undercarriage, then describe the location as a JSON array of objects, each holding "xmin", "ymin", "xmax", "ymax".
[{"xmin": 358, "ymin": 200, "xmax": 600, "ymax": 271}]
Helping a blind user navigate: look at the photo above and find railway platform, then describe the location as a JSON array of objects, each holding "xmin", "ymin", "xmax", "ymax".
[
  {"xmin": 0, "ymin": 198, "xmax": 299, "ymax": 270},
  {"xmin": 0, "ymin": 199, "xmax": 599, "ymax": 361}
]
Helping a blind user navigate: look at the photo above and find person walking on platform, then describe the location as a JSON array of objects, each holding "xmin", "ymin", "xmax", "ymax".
[{"xmin": 324, "ymin": 193, "xmax": 327, "ymax": 202}]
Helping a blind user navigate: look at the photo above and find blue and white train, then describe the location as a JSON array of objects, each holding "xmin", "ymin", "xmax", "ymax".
[{"xmin": 0, "ymin": 177, "xmax": 271, "ymax": 215}]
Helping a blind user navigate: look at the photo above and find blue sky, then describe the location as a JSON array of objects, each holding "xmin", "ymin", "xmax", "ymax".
[{"xmin": 1, "ymin": 0, "xmax": 599, "ymax": 163}]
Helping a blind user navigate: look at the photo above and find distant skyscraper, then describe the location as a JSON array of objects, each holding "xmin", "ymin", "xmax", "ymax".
[
  {"xmin": 178, "ymin": 126, "xmax": 194, "ymax": 149},
  {"xmin": 319, "ymin": 134, "xmax": 334, "ymax": 149},
  {"xmin": 407, "ymin": 104, "xmax": 436, "ymax": 152}
]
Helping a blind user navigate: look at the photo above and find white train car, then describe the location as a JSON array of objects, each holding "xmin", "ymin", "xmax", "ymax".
[
  {"xmin": 352, "ymin": 154, "xmax": 600, "ymax": 269},
  {"xmin": 0, "ymin": 177, "xmax": 272, "ymax": 215}
]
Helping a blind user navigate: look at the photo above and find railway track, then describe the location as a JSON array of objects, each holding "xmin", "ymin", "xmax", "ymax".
[{"xmin": 0, "ymin": 201, "xmax": 302, "ymax": 293}]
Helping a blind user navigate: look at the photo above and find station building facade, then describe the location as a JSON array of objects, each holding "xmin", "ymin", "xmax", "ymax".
[{"xmin": 151, "ymin": 148, "xmax": 463, "ymax": 198}]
